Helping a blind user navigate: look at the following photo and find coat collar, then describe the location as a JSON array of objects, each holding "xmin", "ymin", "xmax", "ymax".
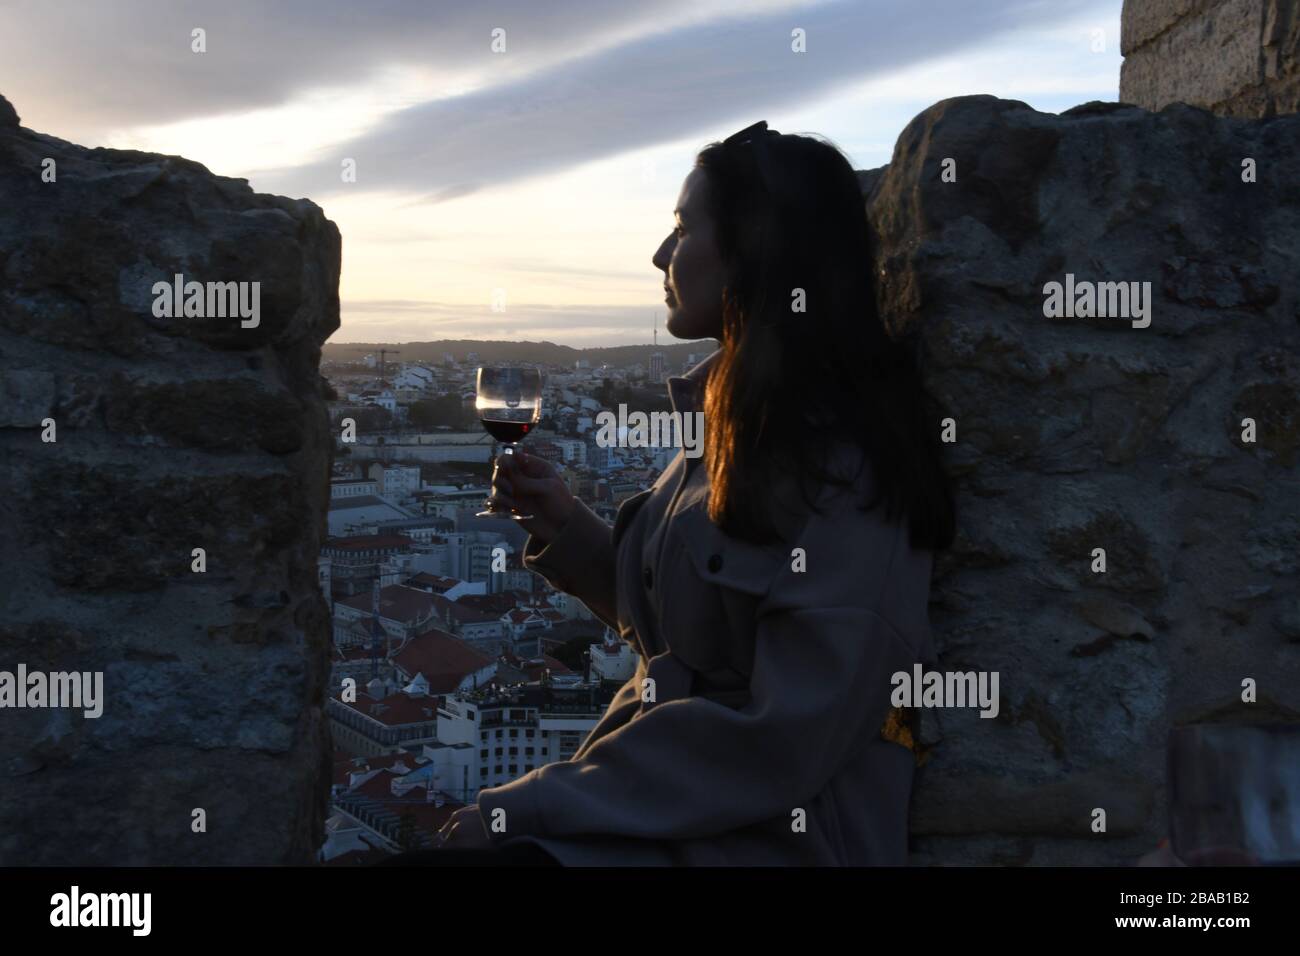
[{"xmin": 666, "ymin": 346, "xmax": 721, "ymax": 416}]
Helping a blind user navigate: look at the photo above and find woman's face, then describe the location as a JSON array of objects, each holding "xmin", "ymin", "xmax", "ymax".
[{"xmin": 653, "ymin": 167, "xmax": 726, "ymax": 341}]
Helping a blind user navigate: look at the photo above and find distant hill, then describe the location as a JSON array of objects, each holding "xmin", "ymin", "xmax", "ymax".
[{"xmin": 323, "ymin": 338, "xmax": 716, "ymax": 368}]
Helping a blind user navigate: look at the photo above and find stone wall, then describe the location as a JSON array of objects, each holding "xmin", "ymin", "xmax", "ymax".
[
  {"xmin": 857, "ymin": 95, "xmax": 1300, "ymax": 864},
  {"xmin": 1120, "ymin": 0, "xmax": 1300, "ymax": 117},
  {"xmin": 0, "ymin": 94, "xmax": 339, "ymax": 864}
]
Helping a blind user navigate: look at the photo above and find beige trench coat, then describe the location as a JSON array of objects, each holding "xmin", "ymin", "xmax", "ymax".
[{"xmin": 475, "ymin": 349, "xmax": 938, "ymax": 865}]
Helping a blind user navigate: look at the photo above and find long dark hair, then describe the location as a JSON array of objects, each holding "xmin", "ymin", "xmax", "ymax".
[{"xmin": 695, "ymin": 129, "xmax": 956, "ymax": 552}]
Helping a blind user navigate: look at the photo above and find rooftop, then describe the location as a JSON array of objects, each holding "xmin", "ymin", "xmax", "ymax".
[
  {"xmin": 337, "ymin": 584, "xmax": 438, "ymax": 624},
  {"xmin": 392, "ymin": 627, "xmax": 496, "ymax": 694},
  {"xmin": 328, "ymin": 495, "xmax": 405, "ymax": 512}
]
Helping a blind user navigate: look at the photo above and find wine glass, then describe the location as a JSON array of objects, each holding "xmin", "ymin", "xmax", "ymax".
[{"xmin": 475, "ymin": 365, "xmax": 542, "ymax": 519}]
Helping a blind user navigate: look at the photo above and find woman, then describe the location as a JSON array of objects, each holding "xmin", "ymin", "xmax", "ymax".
[{"xmin": 429, "ymin": 121, "xmax": 955, "ymax": 866}]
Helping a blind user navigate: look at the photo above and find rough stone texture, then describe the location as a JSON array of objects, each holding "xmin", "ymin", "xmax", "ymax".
[
  {"xmin": 1120, "ymin": 0, "xmax": 1300, "ymax": 117},
  {"xmin": 0, "ymin": 93, "xmax": 339, "ymax": 864},
  {"xmin": 858, "ymin": 95, "xmax": 1300, "ymax": 865}
]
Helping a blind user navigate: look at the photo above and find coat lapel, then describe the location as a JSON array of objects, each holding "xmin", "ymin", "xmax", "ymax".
[
  {"xmin": 660, "ymin": 346, "xmax": 719, "ymax": 510},
  {"xmin": 658, "ymin": 346, "xmax": 806, "ymax": 598}
]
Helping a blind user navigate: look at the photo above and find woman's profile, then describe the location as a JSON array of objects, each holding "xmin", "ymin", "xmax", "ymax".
[{"xmin": 418, "ymin": 121, "xmax": 957, "ymax": 866}]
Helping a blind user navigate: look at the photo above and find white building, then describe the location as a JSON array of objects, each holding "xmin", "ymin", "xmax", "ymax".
[
  {"xmin": 590, "ymin": 630, "xmax": 638, "ymax": 682},
  {"xmin": 436, "ymin": 531, "xmax": 513, "ymax": 590},
  {"xmin": 422, "ymin": 680, "xmax": 615, "ymax": 800},
  {"xmin": 368, "ymin": 463, "xmax": 422, "ymax": 500},
  {"xmin": 331, "ymin": 478, "xmax": 380, "ymax": 499},
  {"xmin": 393, "ymin": 366, "xmax": 436, "ymax": 391},
  {"xmin": 327, "ymin": 495, "xmax": 414, "ymax": 538}
]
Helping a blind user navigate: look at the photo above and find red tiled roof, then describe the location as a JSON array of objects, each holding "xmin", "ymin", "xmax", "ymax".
[
  {"xmin": 542, "ymin": 654, "xmax": 573, "ymax": 674},
  {"xmin": 345, "ymin": 779, "xmax": 462, "ymax": 841},
  {"xmin": 333, "ymin": 751, "xmax": 433, "ymax": 787},
  {"xmin": 456, "ymin": 592, "xmax": 522, "ymax": 614},
  {"xmin": 337, "ymin": 584, "xmax": 438, "ymax": 625},
  {"xmin": 433, "ymin": 593, "xmax": 500, "ymax": 625},
  {"xmin": 407, "ymin": 572, "xmax": 462, "ymax": 593},
  {"xmin": 334, "ymin": 690, "xmax": 440, "ymax": 727},
  {"xmin": 515, "ymin": 653, "xmax": 574, "ymax": 682},
  {"xmin": 392, "ymin": 628, "xmax": 495, "ymax": 694}
]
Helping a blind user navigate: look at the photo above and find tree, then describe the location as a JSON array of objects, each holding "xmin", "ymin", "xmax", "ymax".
[
  {"xmin": 409, "ymin": 393, "xmax": 472, "ymax": 429},
  {"xmin": 351, "ymin": 406, "xmax": 393, "ymax": 433}
]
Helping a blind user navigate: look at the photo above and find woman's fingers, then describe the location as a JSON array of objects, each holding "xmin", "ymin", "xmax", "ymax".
[
  {"xmin": 500, "ymin": 450, "xmax": 544, "ymax": 477},
  {"xmin": 511, "ymin": 456, "xmax": 556, "ymax": 493},
  {"xmin": 510, "ymin": 471, "xmax": 552, "ymax": 496}
]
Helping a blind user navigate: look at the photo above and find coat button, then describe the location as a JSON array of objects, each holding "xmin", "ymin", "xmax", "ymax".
[
  {"xmin": 643, "ymin": 566, "xmax": 653, "ymax": 589},
  {"xmin": 707, "ymin": 554, "xmax": 723, "ymax": 573}
]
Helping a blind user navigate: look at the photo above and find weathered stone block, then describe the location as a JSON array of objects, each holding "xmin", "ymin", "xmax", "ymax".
[
  {"xmin": 0, "ymin": 92, "xmax": 337, "ymax": 865},
  {"xmin": 864, "ymin": 93, "xmax": 1300, "ymax": 863}
]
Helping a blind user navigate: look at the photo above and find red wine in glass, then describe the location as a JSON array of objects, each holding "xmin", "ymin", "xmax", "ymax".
[
  {"xmin": 480, "ymin": 419, "xmax": 534, "ymax": 444},
  {"xmin": 475, "ymin": 365, "xmax": 542, "ymax": 519}
]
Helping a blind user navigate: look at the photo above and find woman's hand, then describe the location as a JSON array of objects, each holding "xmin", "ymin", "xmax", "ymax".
[
  {"xmin": 488, "ymin": 449, "xmax": 576, "ymax": 545},
  {"xmin": 437, "ymin": 805, "xmax": 494, "ymax": 849}
]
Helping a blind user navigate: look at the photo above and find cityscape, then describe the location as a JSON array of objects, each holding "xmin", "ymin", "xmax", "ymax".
[{"xmin": 318, "ymin": 340, "xmax": 713, "ymax": 862}]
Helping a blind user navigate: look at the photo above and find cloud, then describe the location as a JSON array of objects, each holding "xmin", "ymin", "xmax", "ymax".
[
  {"xmin": 245, "ymin": 0, "xmax": 1108, "ymax": 201},
  {"xmin": 0, "ymin": 0, "xmax": 814, "ymax": 137},
  {"xmin": 427, "ymin": 182, "xmax": 484, "ymax": 204}
]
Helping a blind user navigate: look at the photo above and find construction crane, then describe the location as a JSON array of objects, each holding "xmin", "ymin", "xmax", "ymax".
[{"xmin": 351, "ymin": 347, "xmax": 402, "ymax": 381}]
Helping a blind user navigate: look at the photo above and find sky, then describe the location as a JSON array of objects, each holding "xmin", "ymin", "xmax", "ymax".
[{"xmin": 1, "ymin": 0, "xmax": 1123, "ymax": 348}]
